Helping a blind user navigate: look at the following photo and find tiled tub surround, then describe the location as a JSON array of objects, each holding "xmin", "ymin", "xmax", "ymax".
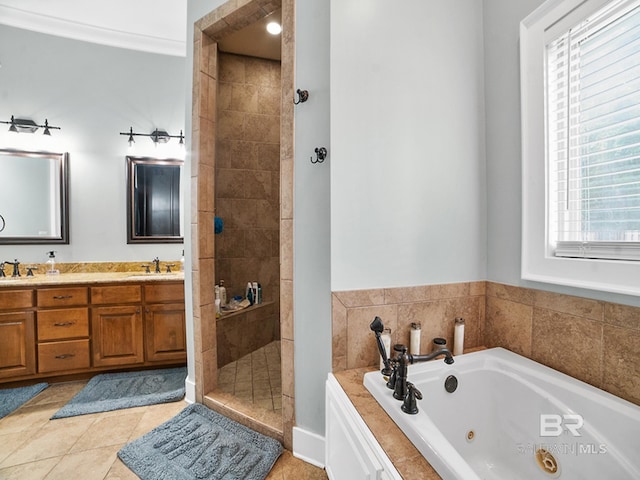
[
  {"xmin": 333, "ymin": 281, "xmax": 640, "ymax": 407},
  {"xmin": 332, "ymin": 282, "xmax": 486, "ymax": 373}
]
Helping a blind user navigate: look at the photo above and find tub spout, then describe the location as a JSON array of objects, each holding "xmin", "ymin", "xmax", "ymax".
[{"xmin": 392, "ymin": 343, "xmax": 454, "ymax": 403}]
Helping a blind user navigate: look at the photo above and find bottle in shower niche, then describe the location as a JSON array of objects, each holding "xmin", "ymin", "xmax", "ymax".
[
  {"xmin": 453, "ymin": 317, "xmax": 465, "ymax": 355},
  {"xmin": 246, "ymin": 282, "xmax": 254, "ymax": 305},
  {"xmin": 380, "ymin": 328, "xmax": 391, "ymax": 370},
  {"xmin": 410, "ymin": 322, "xmax": 421, "ymax": 355},
  {"xmin": 219, "ymin": 280, "xmax": 227, "ymax": 306},
  {"xmin": 214, "ymin": 285, "xmax": 221, "ymax": 318}
]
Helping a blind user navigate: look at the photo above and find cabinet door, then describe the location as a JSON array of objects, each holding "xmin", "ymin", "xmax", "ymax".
[
  {"xmin": 0, "ymin": 312, "xmax": 36, "ymax": 379},
  {"xmin": 91, "ymin": 306, "xmax": 144, "ymax": 366},
  {"xmin": 144, "ymin": 303, "xmax": 186, "ymax": 362}
]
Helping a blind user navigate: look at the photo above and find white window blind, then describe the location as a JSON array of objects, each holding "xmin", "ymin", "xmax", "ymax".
[{"xmin": 546, "ymin": 0, "xmax": 640, "ymax": 260}]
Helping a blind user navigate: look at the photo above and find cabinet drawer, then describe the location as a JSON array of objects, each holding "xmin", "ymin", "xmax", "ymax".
[
  {"xmin": 37, "ymin": 308, "xmax": 89, "ymax": 341},
  {"xmin": 38, "ymin": 339, "xmax": 90, "ymax": 373},
  {"xmin": 91, "ymin": 285, "xmax": 141, "ymax": 305},
  {"xmin": 37, "ymin": 287, "xmax": 88, "ymax": 307},
  {"xmin": 0, "ymin": 289, "xmax": 34, "ymax": 310},
  {"xmin": 144, "ymin": 282, "xmax": 185, "ymax": 303}
]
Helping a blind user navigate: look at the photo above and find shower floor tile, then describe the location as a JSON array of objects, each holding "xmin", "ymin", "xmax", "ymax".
[{"xmin": 218, "ymin": 340, "xmax": 282, "ymax": 415}]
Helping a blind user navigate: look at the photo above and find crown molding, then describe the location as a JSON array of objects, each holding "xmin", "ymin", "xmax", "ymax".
[{"xmin": 0, "ymin": 5, "xmax": 186, "ymax": 57}]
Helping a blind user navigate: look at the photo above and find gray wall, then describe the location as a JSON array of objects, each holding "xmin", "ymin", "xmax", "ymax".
[
  {"xmin": 294, "ymin": 0, "xmax": 332, "ymax": 438},
  {"xmin": 483, "ymin": 0, "xmax": 640, "ymax": 308},
  {"xmin": 0, "ymin": 25, "xmax": 185, "ymax": 264},
  {"xmin": 330, "ymin": 0, "xmax": 487, "ymax": 291}
]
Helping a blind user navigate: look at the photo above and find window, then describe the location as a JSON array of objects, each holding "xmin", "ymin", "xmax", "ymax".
[
  {"xmin": 521, "ymin": 0, "xmax": 640, "ymax": 296},
  {"xmin": 547, "ymin": 0, "xmax": 640, "ymax": 260}
]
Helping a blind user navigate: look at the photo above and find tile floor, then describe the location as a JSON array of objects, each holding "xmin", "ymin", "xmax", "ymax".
[
  {"xmin": 0, "ymin": 378, "xmax": 327, "ymax": 479},
  {"xmin": 217, "ymin": 340, "xmax": 282, "ymax": 414}
]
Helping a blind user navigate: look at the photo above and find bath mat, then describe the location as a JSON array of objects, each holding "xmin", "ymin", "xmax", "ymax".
[
  {"xmin": 118, "ymin": 403, "xmax": 283, "ymax": 480},
  {"xmin": 0, "ymin": 382, "xmax": 48, "ymax": 419},
  {"xmin": 51, "ymin": 367, "xmax": 186, "ymax": 419}
]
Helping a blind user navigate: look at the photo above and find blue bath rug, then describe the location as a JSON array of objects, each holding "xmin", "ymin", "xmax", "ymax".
[
  {"xmin": 51, "ymin": 367, "xmax": 186, "ymax": 419},
  {"xmin": 0, "ymin": 382, "xmax": 48, "ymax": 419},
  {"xmin": 118, "ymin": 403, "xmax": 283, "ymax": 480}
]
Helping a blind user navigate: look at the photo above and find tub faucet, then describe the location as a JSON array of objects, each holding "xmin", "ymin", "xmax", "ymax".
[
  {"xmin": 370, "ymin": 316, "xmax": 454, "ymax": 413},
  {"xmin": 390, "ymin": 343, "xmax": 454, "ymax": 403}
]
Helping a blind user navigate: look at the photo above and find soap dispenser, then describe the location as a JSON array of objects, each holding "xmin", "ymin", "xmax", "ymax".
[{"xmin": 46, "ymin": 251, "xmax": 60, "ymax": 275}]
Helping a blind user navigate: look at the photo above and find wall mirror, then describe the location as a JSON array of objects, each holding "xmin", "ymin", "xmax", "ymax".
[
  {"xmin": 0, "ymin": 149, "xmax": 69, "ymax": 244},
  {"xmin": 126, "ymin": 156, "xmax": 183, "ymax": 244}
]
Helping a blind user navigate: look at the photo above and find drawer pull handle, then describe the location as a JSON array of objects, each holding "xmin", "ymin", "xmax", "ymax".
[
  {"xmin": 54, "ymin": 322, "xmax": 76, "ymax": 327},
  {"xmin": 55, "ymin": 353, "xmax": 76, "ymax": 359},
  {"xmin": 1, "ymin": 321, "xmax": 23, "ymax": 326},
  {"xmin": 53, "ymin": 295, "xmax": 73, "ymax": 300}
]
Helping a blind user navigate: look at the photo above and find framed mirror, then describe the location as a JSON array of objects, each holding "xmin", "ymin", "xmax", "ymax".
[
  {"xmin": 0, "ymin": 149, "xmax": 69, "ymax": 244},
  {"xmin": 126, "ymin": 156, "xmax": 183, "ymax": 244}
]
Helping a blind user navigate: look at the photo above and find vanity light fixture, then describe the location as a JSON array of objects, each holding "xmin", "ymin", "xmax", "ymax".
[
  {"xmin": 120, "ymin": 127, "xmax": 184, "ymax": 146},
  {"xmin": 1, "ymin": 115, "xmax": 61, "ymax": 135}
]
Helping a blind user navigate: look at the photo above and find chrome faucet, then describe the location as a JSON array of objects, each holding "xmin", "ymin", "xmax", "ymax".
[
  {"xmin": 152, "ymin": 257, "xmax": 161, "ymax": 273},
  {"xmin": 370, "ymin": 316, "xmax": 454, "ymax": 414}
]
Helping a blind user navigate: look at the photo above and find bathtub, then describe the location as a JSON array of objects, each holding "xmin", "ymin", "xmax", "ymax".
[{"xmin": 363, "ymin": 347, "xmax": 640, "ymax": 480}]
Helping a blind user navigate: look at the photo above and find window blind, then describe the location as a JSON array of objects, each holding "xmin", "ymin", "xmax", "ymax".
[{"xmin": 546, "ymin": 0, "xmax": 640, "ymax": 260}]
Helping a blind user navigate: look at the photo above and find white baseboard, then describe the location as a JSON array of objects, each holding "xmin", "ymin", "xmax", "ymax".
[
  {"xmin": 184, "ymin": 377, "xmax": 196, "ymax": 404},
  {"xmin": 292, "ymin": 426, "xmax": 325, "ymax": 468}
]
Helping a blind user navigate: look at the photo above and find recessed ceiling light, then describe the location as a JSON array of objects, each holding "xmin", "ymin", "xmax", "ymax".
[{"xmin": 266, "ymin": 22, "xmax": 282, "ymax": 35}]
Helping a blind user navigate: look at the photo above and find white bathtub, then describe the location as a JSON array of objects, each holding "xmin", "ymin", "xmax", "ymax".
[{"xmin": 363, "ymin": 347, "xmax": 640, "ymax": 480}]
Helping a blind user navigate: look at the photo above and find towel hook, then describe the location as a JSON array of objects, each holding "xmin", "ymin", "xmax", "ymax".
[
  {"xmin": 311, "ymin": 147, "xmax": 327, "ymax": 164},
  {"xmin": 294, "ymin": 89, "xmax": 309, "ymax": 105}
]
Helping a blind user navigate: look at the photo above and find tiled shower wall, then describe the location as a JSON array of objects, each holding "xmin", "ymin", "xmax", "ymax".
[
  {"xmin": 215, "ymin": 52, "xmax": 281, "ymax": 366},
  {"xmin": 216, "ymin": 52, "xmax": 281, "ymax": 305},
  {"xmin": 332, "ymin": 281, "xmax": 640, "ymax": 406}
]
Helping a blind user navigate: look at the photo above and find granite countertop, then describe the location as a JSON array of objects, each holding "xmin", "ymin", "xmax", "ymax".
[
  {"xmin": 333, "ymin": 367, "xmax": 442, "ymax": 480},
  {"xmin": 0, "ymin": 271, "xmax": 184, "ymax": 287}
]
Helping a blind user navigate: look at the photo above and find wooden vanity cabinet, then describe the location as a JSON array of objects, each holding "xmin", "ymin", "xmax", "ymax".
[
  {"xmin": 0, "ymin": 279, "xmax": 185, "ymax": 384},
  {"xmin": 144, "ymin": 283, "xmax": 186, "ymax": 362},
  {"xmin": 36, "ymin": 287, "xmax": 91, "ymax": 373},
  {"xmin": 0, "ymin": 289, "xmax": 35, "ymax": 379},
  {"xmin": 0, "ymin": 288, "xmax": 36, "ymax": 379},
  {"xmin": 91, "ymin": 285, "xmax": 144, "ymax": 367}
]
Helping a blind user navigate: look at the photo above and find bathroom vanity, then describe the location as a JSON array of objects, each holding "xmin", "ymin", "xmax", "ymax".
[{"xmin": 0, "ymin": 273, "xmax": 186, "ymax": 384}]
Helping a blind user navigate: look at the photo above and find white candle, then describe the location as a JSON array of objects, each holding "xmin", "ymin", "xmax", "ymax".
[
  {"xmin": 453, "ymin": 317, "xmax": 465, "ymax": 355},
  {"xmin": 410, "ymin": 323, "xmax": 421, "ymax": 355}
]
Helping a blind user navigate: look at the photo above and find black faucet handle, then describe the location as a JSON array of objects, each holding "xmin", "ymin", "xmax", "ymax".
[
  {"xmin": 26, "ymin": 266, "xmax": 38, "ymax": 276},
  {"xmin": 0, "ymin": 262, "xmax": 5, "ymax": 277},
  {"xmin": 140, "ymin": 264, "xmax": 151, "ymax": 274},
  {"xmin": 401, "ymin": 382, "xmax": 423, "ymax": 415},
  {"xmin": 165, "ymin": 264, "xmax": 175, "ymax": 273}
]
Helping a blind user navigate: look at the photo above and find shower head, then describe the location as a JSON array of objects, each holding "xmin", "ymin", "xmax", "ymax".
[{"xmin": 370, "ymin": 316, "xmax": 384, "ymax": 334}]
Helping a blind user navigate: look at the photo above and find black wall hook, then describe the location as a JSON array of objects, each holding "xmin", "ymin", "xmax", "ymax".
[
  {"xmin": 294, "ymin": 89, "xmax": 309, "ymax": 105},
  {"xmin": 311, "ymin": 147, "xmax": 327, "ymax": 164}
]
